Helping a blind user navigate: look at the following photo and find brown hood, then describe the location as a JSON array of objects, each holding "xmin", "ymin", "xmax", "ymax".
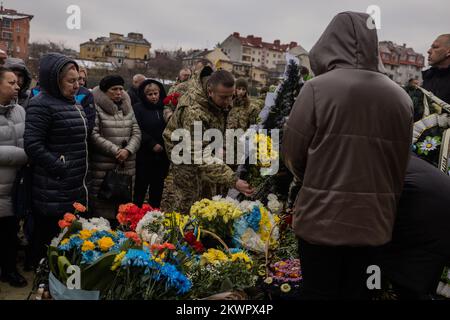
[{"xmin": 310, "ymin": 11, "xmax": 380, "ymax": 76}]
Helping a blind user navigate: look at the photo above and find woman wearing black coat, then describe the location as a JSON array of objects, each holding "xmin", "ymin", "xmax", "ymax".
[
  {"xmin": 24, "ymin": 53, "xmax": 88, "ymax": 266},
  {"xmin": 132, "ymin": 79, "xmax": 170, "ymax": 208}
]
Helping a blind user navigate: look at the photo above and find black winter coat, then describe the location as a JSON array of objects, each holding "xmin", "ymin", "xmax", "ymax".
[
  {"xmin": 378, "ymin": 155, "xmax": 450, "ymax": 296},
  {"xmin": 133, "ymin": 79, "xmax": 168, "ymax": 162},
  {"xmin": 422, "ymin": 65, "xmax": 450, "ymax": 104},
  {"xmin": 24, "ymin": 53, "xmax": 89, "ymax": 217}
]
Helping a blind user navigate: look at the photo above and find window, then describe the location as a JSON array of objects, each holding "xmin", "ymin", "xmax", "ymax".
[
  {"xmin": 2, "ymin": 32, "xmax": 12, "ymax": 40},
  {"xmin": 17, "ymin": 35, "xmax": 21, "ymax": 42},
  {"xmin": 16, "ymin": 46, "xmax": 20, "ymax": 53},
  {"xmin": 273, "ymin": 54, "xmax": 276, "ymax": 58},
  {"xmin": 16, "ymin": 25, "xmax": 20, "ymax": 33},
  {"xmin": 3, "ymin": 19, "xmax": 11, "ymax": 28},
  {"xmin": 252, "ymin": 58, "xmax": 255, "ymax": 62}
]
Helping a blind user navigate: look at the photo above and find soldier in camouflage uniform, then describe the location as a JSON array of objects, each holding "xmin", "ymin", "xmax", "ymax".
[
  {"xmin": 161, "ymin": 66, "xmax": 213, "ymax": 212},
  {"xmin": 227, "ymin": 78, "xmax": 260, "ymax": 131},
  {"xmin": 162, "ymin": 69, "xmax": 254, "ymax": 214},
  {"xmin": 164, "ymin": 68, "xmax": 192, "ymax": 122}
]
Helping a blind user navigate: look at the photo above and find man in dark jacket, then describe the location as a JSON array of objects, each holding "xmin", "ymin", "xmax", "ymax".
[
  {"xmin": 128, "ymin": 74, "xmax": 146, "ymax": 106},
  {"xmin": 378, "ymin": 155, "xmax": 450, "ymax": 299},
  {"xmin": 24, "ymin": 53, "xmax": 89, "ymax": 266},
  {"xmin": 133, "ymin": 79, "xmax": 169, "ymax": 208},
  {"xmin": 4, "ymin": 58, "xmax": 32, "ymax": 107},
  {"xmin": 282, "ymin": 12, "xmax": 413, "ymax": 299},
  {"xmin": 423, "ymin": 34, "xmax": 450, "ymax": 104},
  {"xmin": 404, "ymin": 78, "xmax": 425, "ymax": 122}
]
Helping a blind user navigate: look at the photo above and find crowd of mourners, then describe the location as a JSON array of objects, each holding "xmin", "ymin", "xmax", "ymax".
[{"xmin": 0, "ymin": 11, "xmax": 449, "ymax": 300}]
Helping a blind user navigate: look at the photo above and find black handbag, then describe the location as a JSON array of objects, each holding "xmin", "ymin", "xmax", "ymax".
[
  {"xmin": 11, "ymin": 164, "xmax": 32, "ymax": 217},
  {"xmin": 98, "ymin": 164, "xmax": 132, "ymax": 203}
]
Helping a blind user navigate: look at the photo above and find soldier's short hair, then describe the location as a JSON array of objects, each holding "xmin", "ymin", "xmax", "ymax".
[
  {"xmin": 207, "ymin": 70, "xmax": 235, "ymax": 90},
  {"xmin": 438, "ymin": 34, "xmax": 450, "ymax": 47}
]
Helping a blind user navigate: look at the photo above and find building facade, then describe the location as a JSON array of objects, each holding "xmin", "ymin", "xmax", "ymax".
[
  {"xmin": 80, "ymin": 32, "xmax": 151, "ymax": 66},
  {"xmin": 0, "ymin": 6, "xmax": 33, "ymax": 61},
  {"xmin": 219, "ymin": 32, "xmax": 298, "ymax": 70},
  {"xmin": 379, "ymin": 41, "xmax": 425, "ymax": 85}
]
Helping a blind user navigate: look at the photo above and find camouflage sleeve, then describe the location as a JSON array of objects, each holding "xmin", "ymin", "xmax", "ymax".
[
  {"xmin": 226, "ymin": 108, "xmax": 239, "ymax": 130},
  {"xmin": 248, "ymin": 103, "xmax": 260, "ymax": 126},
  {"xmin": 182, "ymin": 106, "xmax": 238, "ymax": 188},
  {"xmin": 163, "ymin": 105, "xmax": 174, "ymax": 123}
]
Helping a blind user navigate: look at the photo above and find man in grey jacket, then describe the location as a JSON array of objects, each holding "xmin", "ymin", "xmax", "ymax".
[{"xmin": 0, "ymin": 67, "xmax": 28, "ymax": 287}]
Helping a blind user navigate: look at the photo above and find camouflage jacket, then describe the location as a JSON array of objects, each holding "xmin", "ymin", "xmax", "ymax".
[
  {"xmin": 227, "ymin": 96, "xmax": 260, "ymax": 130},
  {"xmin": 163, "ymin": 70, "xmax": 237, "ymax": 188}
]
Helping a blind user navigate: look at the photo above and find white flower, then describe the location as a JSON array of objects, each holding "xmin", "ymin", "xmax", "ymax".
[
  {"xmin": 136, "ymin": 211, "xmax": 164, "ymax": 233},
  {"xmin": 140, "ymin": 229, "xmax": 161, "ymax": 245},
  {"xmin": 419, "ymin": 136, "xmax": 440, "ymax": 153},
  {"xmin": 79, "ymin": 217, "xmax": 111, "ymax": 231}
]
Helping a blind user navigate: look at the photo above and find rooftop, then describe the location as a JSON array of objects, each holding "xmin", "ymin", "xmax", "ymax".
[
  {"xmin": 231, "ymin": 32, "xmax": 298, "ymax": 52},
  {"xmin": 0, "ymin": 6, "xmax": 33, "ymax": 20},
  {"xmin": 81, "ymin": 32, "xmax": 150, "ymax": 46}
]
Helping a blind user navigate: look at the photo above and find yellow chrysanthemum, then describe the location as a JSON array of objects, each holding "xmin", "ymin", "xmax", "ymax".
[
  {"xmin": 81, "ymin": 240, "xmax": 95, "ymax": 252},
  {"xmin": 97, "ymin": 237, "xmax": 115, "ymax": 252},
  {"xmin": 60, "ymin": 238, "xmax": 69, "ymax": 245},
  {"xmin": 201, "ymin": 248, "xmax": 229, "ymax": 265},
  {"xmin": 79, "ymin": 229, "xmax": 93, "ymax": 240},
  {"xmin": 111, "ymin": 251, "xmax": 126, "ymax": 271},
  {"xmin": 254, "ymin": 133, "xmax": 278, "ymax": 167},
  {"xmin": 191, "ymin": 199, "xmax": 243, "ymax": 223},
  {"xmin": 231, "ymin": 252, "xmax": 253, "ymax": 269}
]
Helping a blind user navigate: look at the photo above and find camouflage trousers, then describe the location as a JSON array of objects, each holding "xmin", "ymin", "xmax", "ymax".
[
  {"xmin": 161, "ymin": 165, "xmax": 176, "ymax": 213},
  {"xmin": 167, "ymin": 165, "xmax": 229, "ymax": 214}
]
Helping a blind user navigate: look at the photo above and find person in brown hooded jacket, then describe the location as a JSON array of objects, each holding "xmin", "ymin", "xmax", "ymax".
[{"xmin": 282, "ymin": 12, "xmax": 413, "ymax": 299}]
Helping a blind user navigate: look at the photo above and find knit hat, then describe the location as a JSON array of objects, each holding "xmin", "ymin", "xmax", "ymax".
[
  {"xmin": 235, "ymin": 78, "xmax": 248, "ymax": 91},
  {"xmin": 99, "ymin": 75, "xmax": 124, "ymax": 92}
]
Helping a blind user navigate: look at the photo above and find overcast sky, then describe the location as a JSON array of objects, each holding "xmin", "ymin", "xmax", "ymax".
[{"xmin": 10, "ymin": 0, "xmax": 450, "ymax": 61}]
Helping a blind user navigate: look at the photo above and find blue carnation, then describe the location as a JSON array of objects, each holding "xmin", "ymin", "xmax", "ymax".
[{"xmin": 81, "ymin": 250, "xmax": 102, "ymax": 264}]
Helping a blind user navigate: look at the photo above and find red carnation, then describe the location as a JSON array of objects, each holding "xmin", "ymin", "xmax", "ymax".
[
  {"xmin": 184, "ymin": 231, "xmax": 196, "ymax": 244},
  {"xmin": 163, "ymin": 96, "xmax": 171, "ymax": 105}
]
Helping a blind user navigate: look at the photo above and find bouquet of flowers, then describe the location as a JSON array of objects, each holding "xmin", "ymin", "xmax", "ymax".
[
  {"xmin": 232, "ymin": 204, "xmax": 280, "ymax": 253},
  {"xmin": 190, "ymin": 198, "xmax": 243, "ymax": 241},
  {"xmin": 117, "ymin": 203, "xmax": 156, "ymax": 231},
  {"xmin": 188, "ymin": 248, "xmax": 257, "ymax": 299},
  {"xmin": 106, "ymin": 243, "xmax": 193, "ymax": 300},
  {"xmin": 262, "ymin": 259, "xmax": 302, "ymax": 299},
  {"xmin": 163, "ymin": 92, "xmax": 181, "ymax": 110}
]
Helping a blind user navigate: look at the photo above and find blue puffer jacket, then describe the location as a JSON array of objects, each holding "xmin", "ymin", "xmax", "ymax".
[{"xmin": 24, "ymin": 53, "xmax": 89, "ymax": 217}]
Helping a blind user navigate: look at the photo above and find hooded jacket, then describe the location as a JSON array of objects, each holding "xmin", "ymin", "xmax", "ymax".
[
  {"xmin": 90, "ymin": 87, "xmax": 141, "ymax": 219},
  {"xmin": 24, "ymin": 53, "xmax": 89, "ymax": 217},
  {"xmin": 0, "ymin": 102, "xmax": 27, "ymax": 218},
  {"xmin": 133, "ymin": 79, "xmax": 167, "ymax": 158},
  {"xmin": 4, "ymin": 58, "xmax": 32, "ymax": 107},
  {"xmin": 282, "ymin": 12, "xmax": 414, "ymax": 246}
]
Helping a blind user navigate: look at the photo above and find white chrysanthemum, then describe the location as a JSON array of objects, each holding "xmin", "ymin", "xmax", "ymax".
[
  {"xmin": 135, "ymin": 210, "xmax": 164, "ymax": 236},
  {"xmin": 140, "ymin": 229, "xmax": 161, "ymax": 245},
  {"xmin": 78, "ymin": 217, "xmax": 111, "ymax": 231}
]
